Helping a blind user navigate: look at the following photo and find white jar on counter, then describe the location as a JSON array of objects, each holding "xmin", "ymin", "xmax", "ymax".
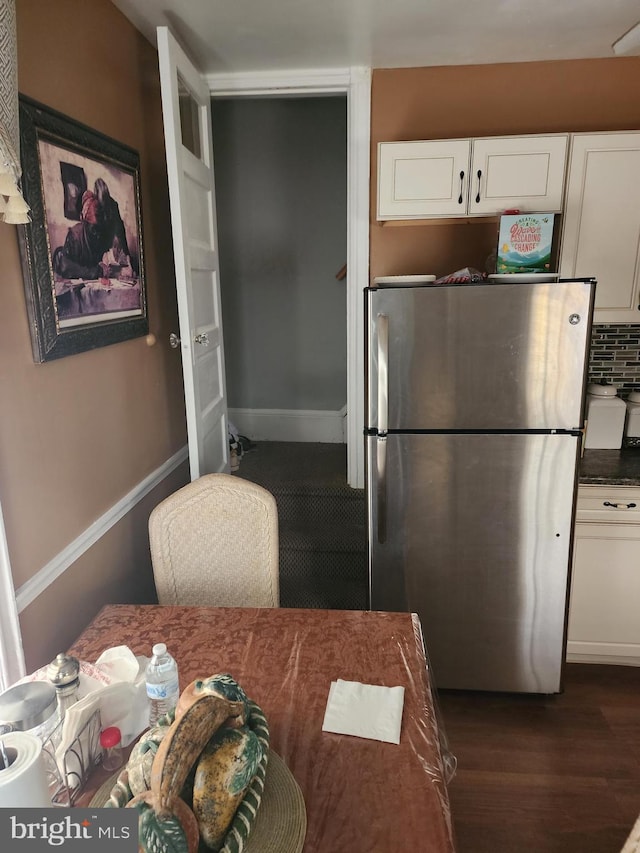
[
  {"xmin": 624, "ymin": 390, "xmax": 640, "ymax": 447},
  {"xmin": 0, "ymin": 682, "xmax": 60, "ymax": 744},
  {"xmin": 584, "ymin": 383, "xmax": 626, "ymax": 449}
]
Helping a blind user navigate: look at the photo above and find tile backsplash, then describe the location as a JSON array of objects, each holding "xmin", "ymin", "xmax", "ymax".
[{"xmin": 589, "ymin": 325, "xmax": 640, "ymax": 396}]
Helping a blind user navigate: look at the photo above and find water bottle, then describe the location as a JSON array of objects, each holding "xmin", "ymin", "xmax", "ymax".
[{"xmin": 145, "ymin": 643, "xmax": 180, "ymax": 726}]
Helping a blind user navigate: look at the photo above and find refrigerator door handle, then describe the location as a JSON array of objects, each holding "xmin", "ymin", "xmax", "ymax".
[
  {"xmin": 377, "ymin": 313, "xmax": 389, "ymax": 435},
  {"xmin": 376, "ymin": 312, "xmax": 389, "ymax": 543},
  {"xmin": 376, "ymin": 436, "xmax": 387, "ymax": 544}
]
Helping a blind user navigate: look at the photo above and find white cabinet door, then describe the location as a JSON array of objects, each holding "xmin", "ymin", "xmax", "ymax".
[
  {"xmin": 567, "ymin": 486, "xmax": 640, "ymax": 665},
  {"xmin": 470, "ymin": 135, "xmax": 568, "ymax": 215},
  {"xmin": 560, "ymin": 132, "xmax": 640, "ymax": 324},
  {"xmin": 377, "ymin": 139, "xmax": 471, "ymax": 219}
]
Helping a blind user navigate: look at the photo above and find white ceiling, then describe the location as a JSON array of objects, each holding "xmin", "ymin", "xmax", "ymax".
[{"xmin": 110, "ymin": 0, "xmax": 640, "ymax": 75}]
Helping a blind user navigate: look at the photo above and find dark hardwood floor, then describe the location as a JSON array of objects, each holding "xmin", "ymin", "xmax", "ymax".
[{"xmin": 437, "ymin": 664, "xmax": 640, "ymax": 853}]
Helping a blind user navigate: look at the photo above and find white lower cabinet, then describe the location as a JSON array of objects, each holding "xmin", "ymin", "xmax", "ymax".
[{"xmin": 567, "ymin": 485, "xmax": 640, "ymax": 665}]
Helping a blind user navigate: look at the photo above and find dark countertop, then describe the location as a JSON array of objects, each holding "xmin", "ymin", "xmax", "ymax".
[{"xmin": 579, "ymin": 448, "xmax": 640, "ymax": 486}]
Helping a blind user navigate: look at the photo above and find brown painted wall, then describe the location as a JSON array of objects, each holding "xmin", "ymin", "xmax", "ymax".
[
  {"xmin": 371, "ymin": 58, "xmax": 640, "ymax": 279},
  {"xmin": 0, "ymin": 0, "xmax": 189, "ymax": 670}
]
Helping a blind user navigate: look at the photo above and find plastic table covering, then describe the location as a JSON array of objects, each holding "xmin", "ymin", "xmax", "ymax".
[{"xmin": 70, "ymin": 605, "xmax": 455, "ymax": 852}]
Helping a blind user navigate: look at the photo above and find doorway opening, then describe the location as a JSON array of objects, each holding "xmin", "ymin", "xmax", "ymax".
[
  {"xmin": 211, "ymin": 95, "xmax": 366, "ymax": 608},
  {"xmin": 211, "ymin": 95, "xmax": 348, "ymax": 483}
]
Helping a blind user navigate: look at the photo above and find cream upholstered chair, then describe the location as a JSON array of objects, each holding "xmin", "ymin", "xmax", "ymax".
[
  {"xmin": 621, "ymin": 814, "xmax": 640, "ymax": 853},
  {"xmin": 149, "ymin": 473, "xmax": 279, "ymax": 607}
]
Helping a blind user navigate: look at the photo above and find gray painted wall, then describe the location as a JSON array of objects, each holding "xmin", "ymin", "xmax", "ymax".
[{"xmin": 212, "ymin": 97, "xmax": 347, "ymax": 411}]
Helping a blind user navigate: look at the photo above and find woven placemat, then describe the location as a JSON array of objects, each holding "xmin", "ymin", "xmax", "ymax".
[{"xmin": 89, "ymin": 749, "xmax": 306, "ymax": 853}]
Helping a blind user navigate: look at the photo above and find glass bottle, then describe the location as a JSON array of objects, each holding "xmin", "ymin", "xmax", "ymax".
[
  {"xmin": 47, "ymin": 652, "xmax": 80, "ymax": 720},
  {"xmin": 99, "ymin": 726, "xmax": 123, "ymax": 772}
]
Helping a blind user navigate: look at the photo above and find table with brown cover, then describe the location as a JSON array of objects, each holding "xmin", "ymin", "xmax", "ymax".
[{"xmin": 70, "ymin": 605, "xmax": 455, "ymax": 852}]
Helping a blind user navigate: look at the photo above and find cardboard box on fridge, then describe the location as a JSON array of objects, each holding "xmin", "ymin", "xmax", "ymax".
[{"xmin": 496, "ymin": 213, "xmax": 555, "ymax": 274}]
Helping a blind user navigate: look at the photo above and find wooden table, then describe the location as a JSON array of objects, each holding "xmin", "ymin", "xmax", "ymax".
[{"xmin": 70, "ymin": 605, "xmax": 455, "ymax": 852}]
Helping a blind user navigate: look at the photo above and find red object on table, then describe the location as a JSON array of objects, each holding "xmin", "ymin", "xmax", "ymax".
[
  {"xmin": 99, "ymin": 726, "xmax": 121, "ymax": 749},
  {"xmin": 70, "ymin": 605, "xmax": 455, "ymax": 853}
]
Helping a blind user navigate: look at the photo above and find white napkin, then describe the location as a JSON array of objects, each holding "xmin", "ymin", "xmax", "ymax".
[{"xmin": 321, "ymin": 679, "xmax": 405, "ymax": 744}]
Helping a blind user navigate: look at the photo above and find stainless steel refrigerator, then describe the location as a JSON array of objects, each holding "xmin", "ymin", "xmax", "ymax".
[{"xmin": 366, "ymin": 279, "xmax": 595, "ymax": 694}]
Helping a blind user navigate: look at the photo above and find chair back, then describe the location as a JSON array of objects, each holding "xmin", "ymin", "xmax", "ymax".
[{"xmin": 149, "ymin": 473, "xmax": 279, "ymax": 607}]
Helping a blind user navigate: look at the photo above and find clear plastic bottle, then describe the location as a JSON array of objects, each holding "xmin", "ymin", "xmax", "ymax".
[{"xmin": 145, "ymin": 643, "xmax": 180, "ymax": 726}]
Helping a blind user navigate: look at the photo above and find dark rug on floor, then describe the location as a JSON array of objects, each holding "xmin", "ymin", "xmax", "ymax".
[
  {"xmin": 234, "ymin": 441, "xmax": 367, "ymax": 610},
  {"xmin": 235, "ymin": 441, "xmax": 348, "ymax": 489}
]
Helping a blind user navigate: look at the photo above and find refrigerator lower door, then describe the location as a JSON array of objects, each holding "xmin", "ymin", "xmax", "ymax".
[{"xmin": 368, "ymin": 432, "xmax": 580, "ymax": 693}]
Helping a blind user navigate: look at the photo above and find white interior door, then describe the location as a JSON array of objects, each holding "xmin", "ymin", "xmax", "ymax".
[{"xmin": 157, "ymin": 26, "xmax": 228, "ymax": 479}]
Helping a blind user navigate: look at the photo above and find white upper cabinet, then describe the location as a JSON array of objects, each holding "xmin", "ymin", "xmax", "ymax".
[
  {"xmin": 377, "ymin": 139, "xmax": 471, "ymax": 219},
  {"xmin": 559, "ymin": 132, "xmax": 640, "ymax": 324},
  {"xmin": 377, "ymin": 134, "xmax": 568, "ymax": 220},
  {"xmin": 469, "ymin": 135, "xmax": 568, "ymax": 216}
]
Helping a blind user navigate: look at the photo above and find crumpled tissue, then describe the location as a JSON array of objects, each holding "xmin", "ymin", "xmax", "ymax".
[{"xmin": 321, "ymin": 679, "xmax": 405, "ymax": 744}]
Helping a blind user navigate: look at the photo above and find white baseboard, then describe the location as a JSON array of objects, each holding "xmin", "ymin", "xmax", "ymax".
[
  {"xmin": 566, "ymin": 640, "xmax": 640, "ymax": 666},
  {"xmin": 229, "ymin": 406, "xmax": 347, "ymax": 443},
  {"xmin": 15, "ymin": 446, "xmax": 189, "ymax": 613}
]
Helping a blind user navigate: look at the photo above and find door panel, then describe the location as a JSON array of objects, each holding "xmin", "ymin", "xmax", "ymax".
[
  {"xmin": 157, "ymin": 26, "xmax": 228, "ymax": 478},
  {"xmin": 485, "ymin": 152, "xmax": 550, "ymax": 197},
  {"xmin": 368, "ymin": 432, "xmax": 580, "ymax": 692},
  {"xmin": 192, "ymin": 270, "xmax": 218, "ymax": 326},
  {"xmin": 185, "ymin": 159, "xmax": 215, "ymax": 246},
  {"xmin": 367, "ymin": 281, "xmax": 593, "ymax": 431}
]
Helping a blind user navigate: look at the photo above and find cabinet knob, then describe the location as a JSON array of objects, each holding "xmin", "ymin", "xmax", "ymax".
[
  {"xmin": 458, "ymin": 171, "xmax": 465, "ymax": 205},
  {"xmin": 603, "ymin": 501, "xmax": 637, "ymax": 509}
]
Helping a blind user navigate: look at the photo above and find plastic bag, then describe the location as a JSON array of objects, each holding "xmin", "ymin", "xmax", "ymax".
[{"xmin": 434, "ymin": 267, "xmax": 486, "ymax": 284}]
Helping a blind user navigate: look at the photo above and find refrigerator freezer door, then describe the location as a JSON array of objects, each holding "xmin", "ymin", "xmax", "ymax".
[
  {"xmin": 367, "ymin": 281, "xmax": 594, "ymax": 431},
  {"xmin": 368, "ymin": 432, "xmax": 580, "ymax": 692}
]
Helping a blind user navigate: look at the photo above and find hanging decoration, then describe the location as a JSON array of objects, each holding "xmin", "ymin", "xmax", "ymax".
[{"xmin": 0, "ymin": 0, "xmax": 29, "ymax": 224}]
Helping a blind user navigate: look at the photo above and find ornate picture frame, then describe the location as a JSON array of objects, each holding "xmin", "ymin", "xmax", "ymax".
[{"xmin": 18, "ymin": 96, "xmax": 148, "ymax": 362}]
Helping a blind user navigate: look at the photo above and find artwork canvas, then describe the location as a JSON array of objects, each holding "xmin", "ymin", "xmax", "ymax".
[{"xmin": 18, "ymin": 96, "xmax": 147, "ymax": 362}]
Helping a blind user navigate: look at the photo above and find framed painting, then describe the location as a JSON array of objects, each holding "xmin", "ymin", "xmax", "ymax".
[{"xmin": 17, "ymin": 96, "xmax": 148, "ymax": 362}]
